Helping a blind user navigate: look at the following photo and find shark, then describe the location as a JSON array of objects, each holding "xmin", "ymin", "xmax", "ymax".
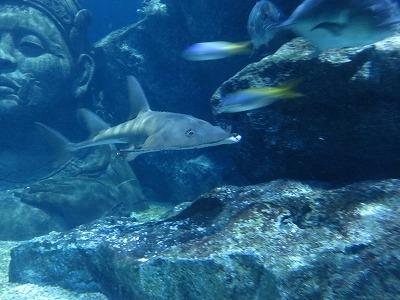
[
  {"xmin": 37, "ymin": 76, "xmax": 241, "ymax": 161},
  {"xmin": 249, "ymin": 0, "xmax": 400, "ymax": 51}
]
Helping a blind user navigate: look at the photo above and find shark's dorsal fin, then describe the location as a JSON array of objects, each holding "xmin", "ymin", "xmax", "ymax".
[
  {"xmin": 127, "ymin": 76, "xmax": 151, "ymax": 119},
  {"xmin": 78, "ymin": 108, "xmax": 110, "ymax": 135}
]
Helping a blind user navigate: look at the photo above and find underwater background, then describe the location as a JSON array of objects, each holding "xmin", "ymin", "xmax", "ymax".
[{"xmin": 0, "ymin": 0, "xmax": 399, "ymax": 299}]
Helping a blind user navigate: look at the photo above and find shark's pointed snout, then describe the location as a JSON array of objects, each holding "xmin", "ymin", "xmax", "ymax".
[{"xmin": 227, "ymin": 133, "xmax": 242, "ymax": 144}]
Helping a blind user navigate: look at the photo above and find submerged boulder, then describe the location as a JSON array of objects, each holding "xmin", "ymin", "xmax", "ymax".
[
  {"xmin": 0, "ymin": 242, "xmax": 107, "ymax": 299},
  {"xmin": 131, "ymin": 150, "xmax": 246, "ymax": 204},
  {"xmin": 211, "ymin": 36, "xmax": 400, "ymax": 183},
  {"xmin": 9, "ymin": 179, "xmax": 400, "ymax": 299}
]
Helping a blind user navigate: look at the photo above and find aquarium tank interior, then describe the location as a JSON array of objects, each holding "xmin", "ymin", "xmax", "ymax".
[{"xmin": 0, "ymin": 0, "xmax": 399, "ymax": 299}]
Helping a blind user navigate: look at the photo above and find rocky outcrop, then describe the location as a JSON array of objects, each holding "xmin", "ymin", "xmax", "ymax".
[
  {"xmin": 9, "ymin": 179, "xmax": 400, "ymax": 299},
  {"xmin": 0, "ymin": 193, "xmax": 64, "ymax": 241},
  {"xmin": 212, "ymin": 36, "xmax": 400, "ymax": 183},
  {"xmin": 131, "ymin": 151, "xmax": 246, "ymax": 203},
  {"xmin": 0, "ymin": 242, "xmax": 106, "ymax": 299}
]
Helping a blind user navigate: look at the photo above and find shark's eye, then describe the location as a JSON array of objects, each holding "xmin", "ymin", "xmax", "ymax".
[{"xmin": 185, "ymin": 129, "xmax": 195, "ymax": 137}]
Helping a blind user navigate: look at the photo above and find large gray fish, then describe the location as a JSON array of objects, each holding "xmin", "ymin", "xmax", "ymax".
[
  {"xmin": 248, "ymin": 0, "xmax": 400, "ymax": 51},
  {"xmin": 247, "ymin": 0, "xmax": 286, "ymax": 49},
  {"xmin": 38, "ymin": 76, "xmax": 241, "ymax": 161}
]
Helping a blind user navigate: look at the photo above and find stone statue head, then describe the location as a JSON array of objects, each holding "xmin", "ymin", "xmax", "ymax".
[
  {"xmin": 0, "ymin": 0, "xmax": 95, "ymax": 125},
  {"xmin": 0, "ymin": 0, "xmax": 144, "ymax": 240}
]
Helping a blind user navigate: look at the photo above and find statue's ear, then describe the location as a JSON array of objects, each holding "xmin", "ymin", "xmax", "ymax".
[{"xmin": 73, "ymin": 54, "xmax": 95, "ymax": 99}]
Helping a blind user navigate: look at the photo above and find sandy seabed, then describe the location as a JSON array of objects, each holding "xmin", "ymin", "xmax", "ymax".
[{"xmin": 0, "ymin": 241, "xmax": 107, "ymax": 300}]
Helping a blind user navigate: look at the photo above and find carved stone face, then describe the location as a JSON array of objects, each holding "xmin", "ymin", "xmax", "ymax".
[{"xmin": 0, "ymin": 4, "xmax": 74, "ymax": 118}]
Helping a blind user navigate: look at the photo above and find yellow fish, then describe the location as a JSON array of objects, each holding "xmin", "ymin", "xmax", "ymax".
[
  {"xmin": 216, "ymin": 80, "xmax": 303, "ymax": 114},
  {"xmin": 182, "ymin": 41, "xmax": 251, "ymax": 61}
]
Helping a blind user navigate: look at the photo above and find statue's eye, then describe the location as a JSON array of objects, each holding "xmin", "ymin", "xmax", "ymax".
[
  {"xmin": 185, "ymin": 129, "xmax": 195, "ymax": 137},
  {"xmin": 18, "ymin": 35, "xmax": 45, "ymax": 57}
]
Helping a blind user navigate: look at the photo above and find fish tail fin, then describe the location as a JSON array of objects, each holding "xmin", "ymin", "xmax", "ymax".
[
  {"xmin": 279, "ymin": 79, "xmax": 304, "ymax": 98},
  {"xmin": 35, "ymin": 122, "xmax": 76, "ymax": 165},
  {"xmin": 229, "ymin": 41, "xmax": 253, "ymax": 55},
  {"xmin": 77, "ymin": 108, "xmax": 110, "ymax": 136},
  {"xmin": 237, "ymin": 41, "xmax": 253, "ymax": 52}
]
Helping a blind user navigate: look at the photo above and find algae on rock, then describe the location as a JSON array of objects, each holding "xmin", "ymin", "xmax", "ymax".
[{"xmin": 9, "ymin": 180, "xmax": 400, "ymax": 299}]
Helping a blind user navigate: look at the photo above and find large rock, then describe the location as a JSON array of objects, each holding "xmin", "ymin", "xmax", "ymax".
[
  {"xmin": 212, "ymin": 36, "xmax": 400, "ymax": 183},
  {"xmin": 0, "ymin": 242, "xmax": 106, "ymax": 299},
  {"xmin": 131, "ymin": 150, "xmax": 246, "ymax": 203},
  {"xmin": 0, "ymin": 193, "xmax": 64, "ymax": 241},
  {"xmin": 9, "ymin": 179, "xmax": 400, "ymax": 299}
]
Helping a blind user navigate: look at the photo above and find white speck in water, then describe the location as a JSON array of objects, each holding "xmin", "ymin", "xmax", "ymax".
[
  {"xmin": 137, "ymin": 257, "xmax": 149, "ymax": 263},
  {"xmin": 358, "ymin": 203, "xmax": 390, "ymax": 217}
]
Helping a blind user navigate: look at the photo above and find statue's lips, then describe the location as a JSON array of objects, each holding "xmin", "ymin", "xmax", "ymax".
[
  {"xmin": 0, "ymin": 86, "xmax": 15, "ymax": 94},
  {"xmin": 0, "ymin": 77, "xmax": 22, "ymax": 107},
  {"xmin": 0, "ymin": 77, "xmax": 20, "ymax": 94}
]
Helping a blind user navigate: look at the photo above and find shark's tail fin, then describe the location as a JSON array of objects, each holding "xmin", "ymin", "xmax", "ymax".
[{"xmin": 35, "ymin": 122, "xmax": 76, "ymax": 166}]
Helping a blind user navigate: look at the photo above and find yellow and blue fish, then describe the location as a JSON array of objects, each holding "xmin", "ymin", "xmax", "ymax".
[
  {"xmin": 182, "ymin": 41, "xmax": 251, "ymax": 61},
  {"xmin": 216, "ymin": 80, "xmax": 303, "ymax": 114}
]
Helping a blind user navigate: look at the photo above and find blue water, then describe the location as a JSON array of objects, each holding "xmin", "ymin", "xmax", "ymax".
[
  {"xmin": 0, "ymin": 0, "xmax": 400, "ymax": 298},
  {"xmin": 80, "ymin": 0, "xmax": 141, "ymax": 41}
]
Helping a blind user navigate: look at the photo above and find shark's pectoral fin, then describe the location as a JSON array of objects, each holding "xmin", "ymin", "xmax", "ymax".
[
  {"xmin": 125, "ymin": 152, "xmax": 141, "ymax": 162},
  {"xmin": 311, "ymin": 22, "xmax": 346, "ymax": 36},
  {"xmin": 117, "ymin": 143, "xmax": 145, "ymax": 161},
  {"xmin": 117, "ymin": 135, "xmax": 160, "ymax": 161},
  {"xmin": 136, "ymin": 135, "xmax": 158, "ymax": 150}
]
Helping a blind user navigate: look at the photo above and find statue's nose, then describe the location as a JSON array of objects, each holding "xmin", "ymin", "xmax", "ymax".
[{"xmin": 0, "ymin": 34, "xmax": 17, "ymax": 73}]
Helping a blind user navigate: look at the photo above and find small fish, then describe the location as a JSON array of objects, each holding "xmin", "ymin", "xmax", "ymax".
[
  {"xmin": 37, "ymin": 76, "xmax": 241, "ymax": 161},
  {"xmin": 249, "ymin": 0, "xmax": 400, "ymax": 51},
  {"xmin": 216, "ymin": 80, "xmax": 303, "ymax": 114},
  {"xmin": 182, "ymin": 41, "xmax": 251, "ymax": 61}
]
